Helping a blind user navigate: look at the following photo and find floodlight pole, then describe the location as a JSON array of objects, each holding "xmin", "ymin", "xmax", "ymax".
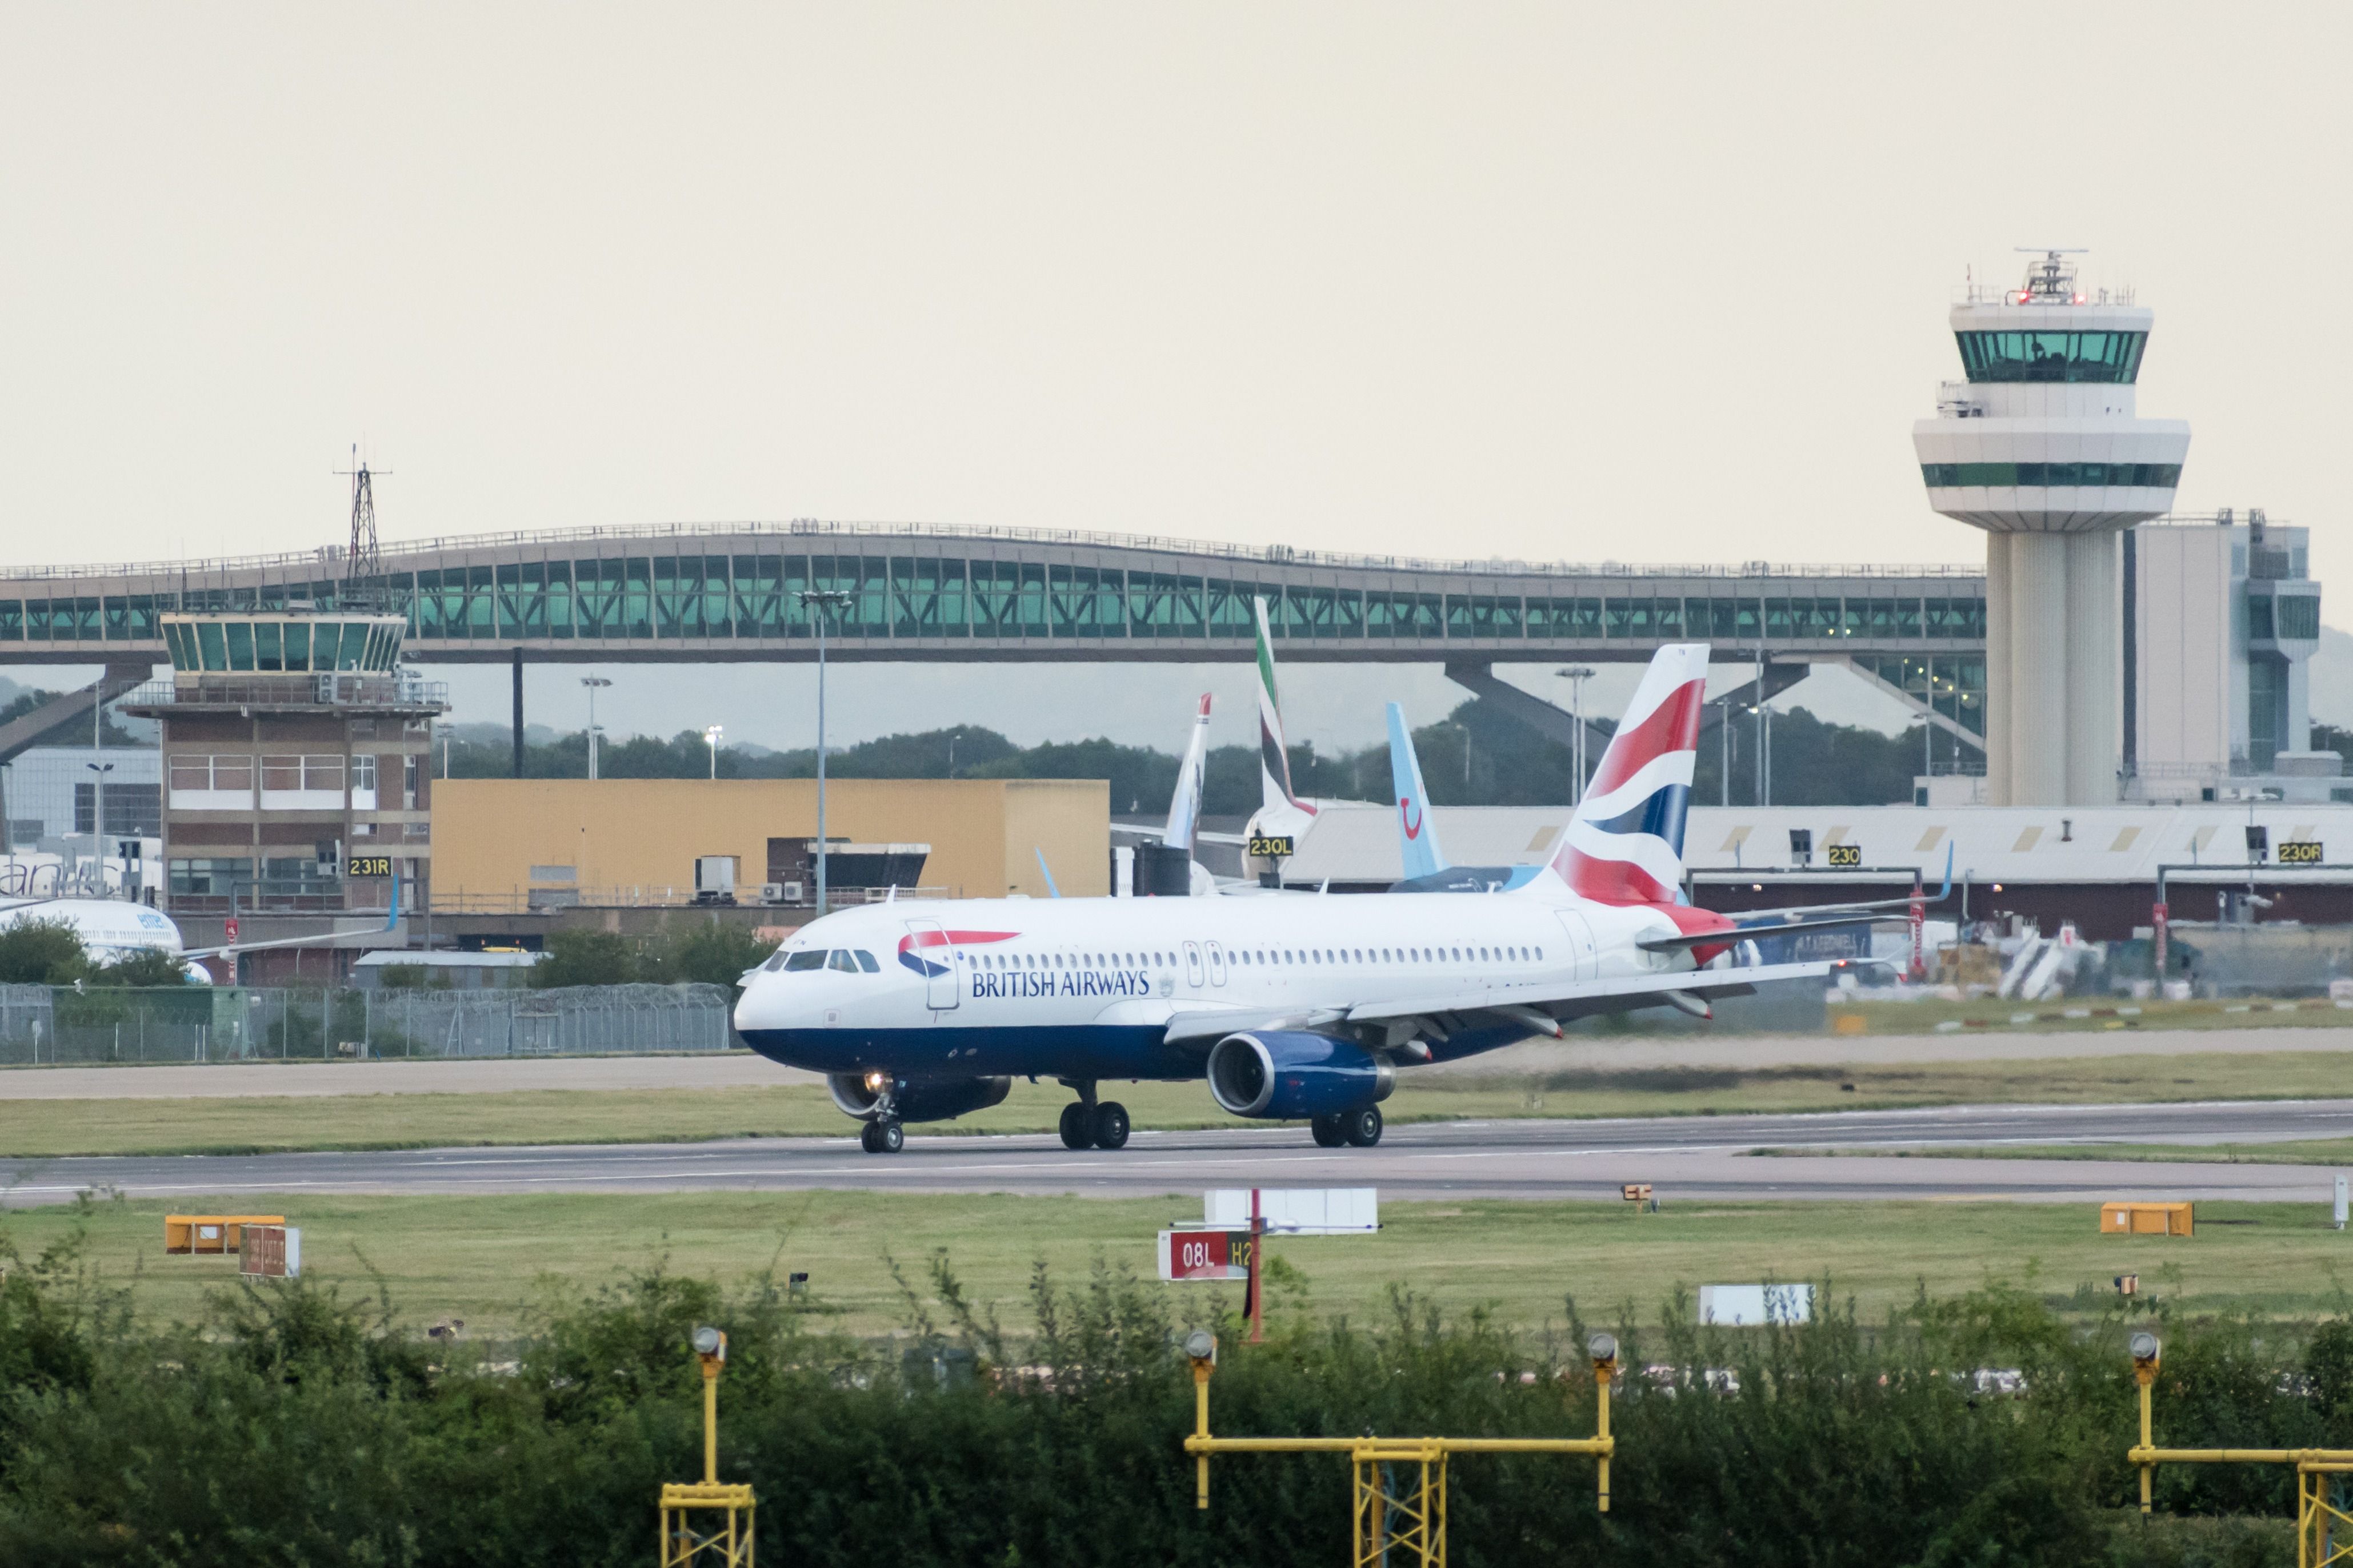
[
  {"xmin": 581, "ymin": 675, "xmax": 611, "ymax": 780},
  {"xmin": 797, "ymin": 589, "xmax": 855, "ymax": 917}
]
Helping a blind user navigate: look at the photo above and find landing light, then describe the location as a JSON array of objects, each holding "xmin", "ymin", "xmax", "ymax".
[
  {"xmin": 693, "ymin": 1325, "xmax": 725, "ymax": 1358},
  {"xmin": 1183, "ymin": 1329, "xmax": 1217, "ymax": 1362},
  {"xmin": 2130, "ymin": 1332, "xmax": 2160, "ymax": 1363},
  {"xmin": 1587, "ymin": 1332, "xmax": 1618, "ymax": 1364},
  {"xmin": 865, "ymin": 1070, "xmax": 887, "ymax": 1090}
]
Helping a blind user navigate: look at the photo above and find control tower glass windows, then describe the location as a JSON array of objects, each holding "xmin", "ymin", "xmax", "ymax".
[
  {"xmin": 1955, "ymin": 330, "xmax": 2146, "ymax": 383},
  {"xmin": 1921, "ymin": 462, "xmax": 2182, "ymax": 490}
]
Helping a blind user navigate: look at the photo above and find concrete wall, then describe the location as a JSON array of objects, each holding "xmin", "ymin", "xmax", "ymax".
[
  {"xmin": 2134, "ymin": 524, "xmax": 2234, "ymax": 773},
  {"xmin": 433, "ymin": 777, "xmax": 1108, "ymax": 904}
]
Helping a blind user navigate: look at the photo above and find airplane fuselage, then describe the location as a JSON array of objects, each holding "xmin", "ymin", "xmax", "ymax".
[{"xmin": 732, "ymin": 887, "xmax": 1704, "ymax": 1087}]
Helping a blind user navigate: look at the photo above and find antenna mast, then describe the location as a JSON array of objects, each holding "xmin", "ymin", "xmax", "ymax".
[{"xmin": 335, "ymin": 444, "xmax": 386, "ymax": 607}]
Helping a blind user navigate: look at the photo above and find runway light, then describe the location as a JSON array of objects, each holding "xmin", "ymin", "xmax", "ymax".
[
  {"xmin": 1752, "ymin": 883, "xmax": 1763, "ymax": 892},
  {"xmin": 1991, "ymin": 883, "xmax": 2004, "ymax": 893}
]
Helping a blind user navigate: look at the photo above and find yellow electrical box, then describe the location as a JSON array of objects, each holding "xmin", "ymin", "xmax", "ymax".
[
  {"xmin": 1832, "ymin": 1013, "xmax": 1867, "ymax": 1036},
  {"xmin": 2101, "ymin": 1201, "xmax": 2192, "ymax": 1237}
]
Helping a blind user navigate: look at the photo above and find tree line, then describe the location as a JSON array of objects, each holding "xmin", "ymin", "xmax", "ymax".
[
  {"xmin": 439, "ymin": 699, "xmax": 1940, "ymax": 811},
  {"xmin": 0, "ymin": 1197, "xmax": 2343, "ymax": 1565}
]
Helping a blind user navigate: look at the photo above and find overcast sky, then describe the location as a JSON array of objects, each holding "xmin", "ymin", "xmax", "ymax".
[{"xmin": 4, "ymin": 5, "xmax": 2346, "ymax": 750}]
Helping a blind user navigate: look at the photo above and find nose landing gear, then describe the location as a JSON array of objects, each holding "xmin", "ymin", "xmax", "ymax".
[
  {"xmin": 859, "ymin": 1118, "xmax": 904, "ymax": 1154},
  {"xmin": 1055, "ymin": 1080, "xmax": 1131, "ymax": 1150}
]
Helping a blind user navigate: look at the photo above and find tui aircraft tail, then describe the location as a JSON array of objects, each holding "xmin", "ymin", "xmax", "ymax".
[
  {"xmin": 1385, "ymin": 701, "xmax": 1446, "ymax": 880},
  {"xmin": 1546, "ymin": 643, "xmax": 1708, "ymax": 904}
]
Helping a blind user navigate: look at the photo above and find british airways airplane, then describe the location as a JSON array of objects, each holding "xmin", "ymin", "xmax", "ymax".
[{"xmin": 734, "ymin": 644, "xmax": 1871, "ymax": 1154}]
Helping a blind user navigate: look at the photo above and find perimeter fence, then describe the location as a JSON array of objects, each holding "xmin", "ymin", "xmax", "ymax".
[{"xmin": 0, "ymin": 982, "xmax": 740, "ymax": 1066}]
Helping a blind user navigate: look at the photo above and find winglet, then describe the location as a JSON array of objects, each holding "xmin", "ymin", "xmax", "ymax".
[{"xmin": 1035, "ymin": 848, "xmax": 1062, "ymax": 898}]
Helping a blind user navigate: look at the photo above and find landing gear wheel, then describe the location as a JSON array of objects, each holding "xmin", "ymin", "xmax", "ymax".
[
  {"xmin": 1342, "ymin": 1106, "xmax": 1383, "ymax": 1148},
  {"xmin": 1090, "ymin": 1101, "xmax": 1131, "ymax": 1150},
  {"xmin": 1309, "ymin": 1114, "xmax": 1346, "ymax": 1148},
  {"xmin": 1058, "ymin": 1102, "xmax": 1092, "ymax": 1150},
  {"xmin": 876, "ymin": 1120, "xmax": 905, "ymax": 1154},
  {"xmin": 859, "ymin": 1120, "xmax": 884, "ymax": 1153}
]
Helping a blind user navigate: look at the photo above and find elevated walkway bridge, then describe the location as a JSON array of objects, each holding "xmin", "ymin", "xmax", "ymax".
[{"xmin": 0, "ymin": 521, "xmax": 1989, "ymax": 749}]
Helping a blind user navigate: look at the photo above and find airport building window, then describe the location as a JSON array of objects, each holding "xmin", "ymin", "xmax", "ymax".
[
  {"xmin": 1955, "ymin": 329, "xmax": 2146, "ymax": 383},
  {"xmin": 1920, "ymin": 461, "xmax": 2183, "ymax": 489},
  {"xmin": 169, "ymin": 857, "xmax": 252, "ymax": 896},
  {"xmin": 2275, "ymin": 593, "xmax": 2320, "ymax": 641}
]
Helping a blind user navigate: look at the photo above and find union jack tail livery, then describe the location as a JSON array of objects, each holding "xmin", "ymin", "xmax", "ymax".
[
  {"xmin": 1548, "ymin": 643, "xmax": 1708, "ymax": 905},
  {"xmin": 1162, "ymin": 692, "xmax": 1212, "ymax": 851}
]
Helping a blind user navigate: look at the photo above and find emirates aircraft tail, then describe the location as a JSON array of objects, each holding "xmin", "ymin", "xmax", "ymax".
[
  {"xmin": 1547, "ymin": 644, "xmax": 1708, "ymax": 905},
  {"xmin": 1252, "ymin": 597, "xmax": 1314, "ymax": 820}
]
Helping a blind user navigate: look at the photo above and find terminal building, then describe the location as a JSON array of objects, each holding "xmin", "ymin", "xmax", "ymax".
[{"xmin": 122, "ymin": 608, "xmax": 447, "ymax": 919}]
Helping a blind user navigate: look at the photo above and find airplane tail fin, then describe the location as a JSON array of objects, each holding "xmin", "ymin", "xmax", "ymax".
[
  {"xmin": 1547, "ymin": 643, "xmax": 1708, "ymax": 904},
  {"xmin": 1163, "ymin": 693, "xmax": 1212, "ymax": 851},
  {"xmin": 1252, "ymin": 597, "xmax": 1311, "ymax": 817},
  {"xmin": 1385, "ymin": 702, "xmax": 1446, "ymax": 880}
]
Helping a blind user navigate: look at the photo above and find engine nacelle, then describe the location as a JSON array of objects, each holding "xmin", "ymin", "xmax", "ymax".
[
  {"xmin": 828, "ymin": 1073, "xmax": 1012, "ymax": 1125},
  {"xmin": 1206, "ymin": 1030, "xmax": 1394, "ymax": 1120}
]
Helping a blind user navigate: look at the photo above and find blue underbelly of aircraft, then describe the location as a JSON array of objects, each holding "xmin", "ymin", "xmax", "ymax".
[{"xmin": 739, "ymin": 1024, "xmax": 1199, "ymax": 1082}]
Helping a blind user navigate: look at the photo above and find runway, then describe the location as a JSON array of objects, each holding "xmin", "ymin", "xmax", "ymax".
[
  {"xmin": 5, "ymin": 1098, "xmax": 2345, "ymax": 1208},
  {"xmin": 3, "ymin": 1024, "xmax": 2348, "ymax": 1100}
]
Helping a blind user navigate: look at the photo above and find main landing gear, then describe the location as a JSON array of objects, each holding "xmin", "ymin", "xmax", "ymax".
[
  {"xmin": 1308, "ymin": 1106, "xmax": 1383, "ymax": 1148},
  {"xmin": 1056, "ymin": 1080, "xmax": 1131, "ymax": 1150},
  {"xmin": 859, "ymin": 1118, "xmax": 904, "ymax": 1154}
]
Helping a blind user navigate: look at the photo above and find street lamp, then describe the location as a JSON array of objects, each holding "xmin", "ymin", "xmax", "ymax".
[
  {"xmin": 702, "ymin": 725, "xmax": 724, "ymax": 781},
  {"xmin": 85, "ymin": 761, "xmax": 113, "ymax": 889},
  {"xmin": 795, "ymin": 588, "xmax": 855, "ymax": 917},
  {"xmin": 1556, "ymin": 667, "xmax": 1595, "ymax": 803},
  {"xmin": 581, "ymin": 675, "xmax": 611, "ymax": 780}
]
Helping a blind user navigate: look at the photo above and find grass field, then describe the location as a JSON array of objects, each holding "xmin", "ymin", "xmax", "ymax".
[
  {"xmin": 4, "ymin": 1050, "xmax": 2351, "ymax": 1158},
  {"xmin": 8, "ymin": 1190, "xmax": 2348, "ymax": 1340},
  {"xmin": 1757, "ymin": 1138, "xmax": 2353, "ymax": 1168},
  {"xmin": 1839, "ymin": 994, "xmax": 2353, "ymax": 1036}
]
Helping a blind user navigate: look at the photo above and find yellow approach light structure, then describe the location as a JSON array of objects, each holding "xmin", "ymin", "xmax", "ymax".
[
  {"xmin": 1182, "ymin": 1329, "xmax": 1619, "ymax": 1568},
  {"xmin": 2129, "ymin": 1332, "xmax": 2353, "ymax": 1568},
  {"xmin": 659, "ymin": 1326, "xmax": 756, "ymax": 1567}
]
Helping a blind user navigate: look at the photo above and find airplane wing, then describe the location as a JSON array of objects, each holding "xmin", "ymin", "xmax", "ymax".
[
  {"xmin": 1343, "ymin": 959, "xmax": 1864, "ymax": 1032},
  {"xmin": 1094, "ymin": 997, "xmax": 1347, "ymax": 1046},
  {"xmin": 182, "ymin": 875, "xmax": 405, "ymax": 960},
  {"xmin": 1706, "ymin": 844, "xmax": 1956, "ymax": 921},
  {"xmin": 1636, "ymin": 911, "xmax": 1890, "ymax": 953}
]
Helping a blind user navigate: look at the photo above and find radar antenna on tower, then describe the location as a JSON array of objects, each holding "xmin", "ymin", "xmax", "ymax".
[
  {"xmin": 2014, "ymin": 247, "xmax": 2087, "ymax": 303},
  {"xmin": 334, "ymin": 444, "xmax": 387, "ymax": 608}
]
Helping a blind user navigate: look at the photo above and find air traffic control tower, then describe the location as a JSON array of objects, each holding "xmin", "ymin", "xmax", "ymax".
[{"xmin": 1914, "ymin": 250, "xmax": 2190, "ymax": 806}]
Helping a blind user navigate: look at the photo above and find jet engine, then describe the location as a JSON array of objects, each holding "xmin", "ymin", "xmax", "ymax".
[
  {"xmin": 828, "ymin": 1073, "xmax": 1012, "ymax": 1124},
  {"xmin": 1206, "ymin": 1030, "xmax": 1394, "ymax": 1120}
]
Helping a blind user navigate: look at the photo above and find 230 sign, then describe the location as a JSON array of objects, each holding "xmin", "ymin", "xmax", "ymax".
[
  {"xmin": 2280, "ymin": 840, "xmax": 2326, "ymax": 864},
  {"xmin": 1824, "ymin": 843, "xmax": 1862, "ymax": 867},
  {"xmin": 1247, "ymin": 835, "xmax": 1295, "ymax": 860}
]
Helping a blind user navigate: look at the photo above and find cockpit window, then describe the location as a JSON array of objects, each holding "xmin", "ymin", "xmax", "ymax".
[
  {"xmin": 826, "ymin": 950, "xmax": 858, "ymax": 973},
  {"xmin": 762, "ymin": 951, "xmax": 790, "ymax": 972},
  {"xmin": 783, "ymin": 950, "xmax": 828, "ymax": 972},
  {"xmin": 853, "ymin": 950, "xmax": 879, "ymax": 973}
]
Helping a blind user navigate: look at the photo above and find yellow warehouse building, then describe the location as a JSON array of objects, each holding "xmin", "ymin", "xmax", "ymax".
[{"xmin": 433, "ymin": 777, "xmax": 1108, "ymax": 908}]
